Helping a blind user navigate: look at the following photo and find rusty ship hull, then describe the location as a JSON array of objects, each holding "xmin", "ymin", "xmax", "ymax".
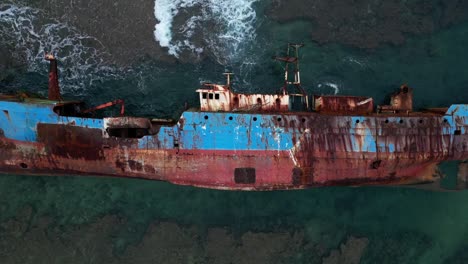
[{"xmin": 0, "ymin": 99, "xmax": 467, "ymax": 190}]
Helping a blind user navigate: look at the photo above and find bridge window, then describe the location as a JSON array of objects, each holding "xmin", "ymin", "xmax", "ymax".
[
  {"xmin": 209, "ymin": 93, "xmax": 214, "ymax": 99},
  {"xmin": 215, "ymin": 93, "xmax": 220, "ymax": 100},
  {"xmin": 275, "ymin": 98, "xmax": 281, "ymax": 110},
  {"xmin": 202, "ymin": 93, "xmax": 207, "ymax": 99}
]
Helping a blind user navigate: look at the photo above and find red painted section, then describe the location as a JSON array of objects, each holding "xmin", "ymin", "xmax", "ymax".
[
  {"xmin": 45, "ymin": 54, "xmax": 61, "ymax": 101},
  {"xmin": 83, "ymin": 99, "xmax": 125, "ymax": 116},
  {"xmin": 0, "ymin": 132, "xmax": 454, "ymax": 190}
]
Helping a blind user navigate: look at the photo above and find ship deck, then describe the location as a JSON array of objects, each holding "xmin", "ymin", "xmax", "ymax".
[{"xmin": 184, "ymin": 108, "xmax": 448, "ymax": 117}]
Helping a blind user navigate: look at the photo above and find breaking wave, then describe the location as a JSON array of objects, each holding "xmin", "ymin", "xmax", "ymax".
[
  {"xmin": 0, "ymin": 3, "xmax": 121, "ymax": 95},
  {"xmin": 317, "ymin": 82, "xmax": 340, "ymax": 95},
  {"xmin": 153, "ymin": 0, "xmax": 259, "ymax": 64}
]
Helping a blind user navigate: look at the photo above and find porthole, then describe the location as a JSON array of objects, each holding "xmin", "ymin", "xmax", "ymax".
[
  {"xmin": 277, "ymin": 117, "xmax": 282, "ymax": 122},
  {"xmin": 204, "ymin": 115, "xmax": 208, "ymax": 120},
  {"xmin": 384, "ymin": 119, "xmax": 389, "ymax": 124},
  {"xmin": 228, "ymin": 116, "xmax": 233, "ymax": 120},
  {"xmin": 355, "ymin": 120, "xmax": 360, "ymax": 124},
  {"xmin": 253, "ymin": 117, "xmax": 257, "ymax": 121}
]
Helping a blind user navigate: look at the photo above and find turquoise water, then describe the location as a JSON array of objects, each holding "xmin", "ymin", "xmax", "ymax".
[
  {"xmin": 1, "ymin": 170, "xmax": 468, "ymax": 263},
  {"xmin": 1, "ymin": 1, "xmax": 468, "ymax": 263}
]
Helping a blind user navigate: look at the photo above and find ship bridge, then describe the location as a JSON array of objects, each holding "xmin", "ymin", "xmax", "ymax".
[{"xmin": 196, "ymin": 82, "xmax": 308, "ymax": 112}]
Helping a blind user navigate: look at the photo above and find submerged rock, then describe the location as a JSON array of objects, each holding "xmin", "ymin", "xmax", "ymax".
[
  {"xmin": 322, "ymin": 236, "xmax": 369, "ymax": 264},
  {"xmin": 268, "ymin": 0, "xmax": 468, "ymax": 49}
]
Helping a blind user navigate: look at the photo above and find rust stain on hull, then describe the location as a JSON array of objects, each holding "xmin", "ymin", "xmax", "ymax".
[
  {"xmin": 37, "ymin": 124, "xmax": 106, "ymax": 160},
  {"xmin": 0, "ymin": 113, "xmax": 465, "ymax": 191}
]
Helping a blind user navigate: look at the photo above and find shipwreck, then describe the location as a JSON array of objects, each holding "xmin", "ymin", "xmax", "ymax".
[{"xmin": 0, "ymin": 45, "xmax": 467, "ymax": 190}]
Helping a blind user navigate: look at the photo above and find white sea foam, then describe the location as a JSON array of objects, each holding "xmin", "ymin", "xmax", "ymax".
[
  {"xmin": 318, "ymin": 82, "xmax": 340, "ymax": 95},
  {"xmin": 153, "ymin": 0, "xmax": 258, "ymax": 64},
  {"xmin": 344, "ymin": 56, "xmax": 369, "ymax": 68},
  {"xmin": 153, "ymin": 0, "xmax": 192, "ymax": 56},
  {"xmin": 0, "ymin": 4, "xmax": 120, "ymax": 95}
]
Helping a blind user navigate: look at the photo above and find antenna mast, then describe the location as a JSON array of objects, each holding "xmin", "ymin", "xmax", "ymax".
[
  {"xmin": 273, "ymin": 43, "xmax": 305, "ymax": 95},
  {"xmin": 223, "ymin": 72, "xmax": 234, "ymax": 88}
]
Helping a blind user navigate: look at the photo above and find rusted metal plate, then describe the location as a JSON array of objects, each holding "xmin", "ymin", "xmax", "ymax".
[
  {"xmin": 313, "ymin": 95, "xmax": 373, "ymax": 114},
  {"xmin": 37, "ymin": 123, "xmax": 105, "ymax": 160},
  {"xmin": 378, "ymin": 85, "xmax": 413, "ymax": 113}
]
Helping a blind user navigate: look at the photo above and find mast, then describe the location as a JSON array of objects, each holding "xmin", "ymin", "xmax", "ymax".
[
  {"xmin": 223, "ymin": 72, "xmax": 234, "ymax": 88},
  {"xmin": 273, "ymin": 43, "xmax": 305, "ymax": 95}
]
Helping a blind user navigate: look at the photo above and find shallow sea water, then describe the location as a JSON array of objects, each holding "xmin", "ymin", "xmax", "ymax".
[{"xmin": 0, "ymin": 1, "xmax": 468, "ymax": 263}]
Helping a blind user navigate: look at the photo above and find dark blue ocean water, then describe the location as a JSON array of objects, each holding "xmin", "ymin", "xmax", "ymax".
[{"xmin": 0, "ymin": 1, "xmax": 468, "ymax": 263}]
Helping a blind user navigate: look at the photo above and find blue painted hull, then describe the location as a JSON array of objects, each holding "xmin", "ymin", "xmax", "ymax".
[{"xmin": 0, "ymin": 98, "xmax": 467, "ymax": 190}]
